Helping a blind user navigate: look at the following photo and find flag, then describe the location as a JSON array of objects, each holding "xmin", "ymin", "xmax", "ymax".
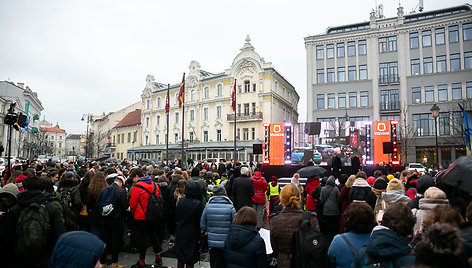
[
  {"xmin": 231, "ymin": 79, "xmax": 236, "ymax": 112},
  {"xmin": 165, "ymin": 86, "xmax": 170, "ymax": 114},
  {"xmin": 178, "ymin": 74, "xmax": 185, "ymax": 108},
  {"xmin": 459, "ymin": 104, "xmax": 472, "ymax": 152}
]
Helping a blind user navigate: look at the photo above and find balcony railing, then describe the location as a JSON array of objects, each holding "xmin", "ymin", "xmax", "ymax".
[
  {"xmin": 227, "ymin": 112, "xmax": 263, "ymax": 121},
  {"xmin": 380, "ymin": 101, "xmax": 400, "ymax": 111},
  {"xmin": 107, "ymin": 142, "xmax": 116, "ymax": 148},
  {"xmin": 379, "ymin": 75, "xmax": 399, "ymax": 85}
]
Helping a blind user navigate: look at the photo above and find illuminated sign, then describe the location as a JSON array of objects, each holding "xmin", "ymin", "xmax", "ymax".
[
  {"xmin": 269, "ymin": 123, "xmax": 285, "ymax": 165},
  {"xmin": 373, "ymin": 121, "xmax": 391, "ymax": 164}
]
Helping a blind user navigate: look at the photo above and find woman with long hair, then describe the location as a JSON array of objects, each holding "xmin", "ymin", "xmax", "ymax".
[
  {"xmin": 86, "ymin": 172, "xmax": 107, "ymax": 238},
  {"xmin": 174, "ymin": 179, "xmax": 186, "ymax": 205}
]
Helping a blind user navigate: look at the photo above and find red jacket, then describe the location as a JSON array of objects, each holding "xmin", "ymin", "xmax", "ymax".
[
  {"xmin": 251, "ymin": 171, "xmax": 268, "ymax": 204},
  {"xmin": 305, "ymin": 178, "xmax": 321, "ymax": 211},
  {"xmin": 129, "ymin": 178, "xmax": 160, "ymax": 220}
]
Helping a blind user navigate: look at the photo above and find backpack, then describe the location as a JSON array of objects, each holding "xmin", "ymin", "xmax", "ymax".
[
  {"xmin": 59, "ymin": 188, "xmax": 78, "ymax": 230},
  {"xmin": 290, "ymin": 211, "xmax": 329, "ymax": 268},
  {"xmin": 15, "ymin": 202, "xmax": 50, "ymax": 258},
  {"xmin": 134, "ymin": 182, "xmax": 164, "ymax": 221},
  {"xmin": 360, "ymin": 253, "xmax": 393, "ymax": 268},
  {"xmin": 98, "ymin": 185, "xmax": 117, "ymax": 217}
]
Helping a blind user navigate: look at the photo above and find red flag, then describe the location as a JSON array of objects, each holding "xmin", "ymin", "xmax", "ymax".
[
  {"xmin": 178, "ymin": 74, "xmax": 185, "ymax": 108},
  {"xmin": 165, "ymin": 86, "xmax": 170, "ymax": 114},
  {"xmin": 231, "ymin": 79, "xmax": 236, "ymax": 112}
]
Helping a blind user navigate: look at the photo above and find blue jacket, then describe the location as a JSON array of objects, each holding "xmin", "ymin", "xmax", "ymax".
[
  {"xmin": 328, "ymin": 231, "xmax": 370, "ymax": 268},
  {"xmin": 50, "ymin": 231, "xmax": 105, "ymax": 268},
  {"xmin": 200, "ymin": 196, "xmax": 236, "ymax": 248},
  {"xmin": 224, "ymin": 224, "xmax": 268, "ymax": 268}
]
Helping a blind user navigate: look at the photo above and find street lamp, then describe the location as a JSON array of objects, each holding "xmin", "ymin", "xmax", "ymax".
[
  {"xmin": 81, "ymin": 114, "xmax": 92, "ymax": 158},
  {"xmin": 430, "ymin": 104, "xmax": 440, "ymax": 170}
]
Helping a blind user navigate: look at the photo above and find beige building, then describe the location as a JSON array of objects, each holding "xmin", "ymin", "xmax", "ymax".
[
  {"xmin": 110, "ymin": 109, "xmax": 141, "ymax": 160},
  {"xmin": 40, "ymin": 124, "xmax": 67, "ymax": 157},
  {"xmin": 132, "ymin": 36, "xmax": 299, "ymax": 163}
]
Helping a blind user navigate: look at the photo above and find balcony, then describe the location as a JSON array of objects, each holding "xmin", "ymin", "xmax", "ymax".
[
  {"xmin": 107, "ymin": 142, "xmax": 116, "ymax": 148},
  {"xmin": 227, "ymin": 112, "xmax": 263, "ymax": 122},
  {"xmin": 380, "ymin": 101, "xmax": 400, "ymax": 112},
  {"xmin": 379, "ymin": 75, "xmax": 399, "ymax": 85}
]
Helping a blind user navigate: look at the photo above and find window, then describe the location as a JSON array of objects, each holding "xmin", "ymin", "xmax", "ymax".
[
  {"xmin": 360, "ymin": 91, "xmax": 368, "ymax": 107},
  {"xmin": 317, "ymin": 94, "xmax": 325, "ymax": 109},
  {"xmin": 175, "ymin": 112, "xmax": 179, "ymax": 124},
  {"xmin": 174, "ymin": 133, "xmax": 179, "ymax": 143},
  {"xmin": 379, "ymin": 37, "xmax": 387, "ymax": 53},
  {"xmin": 190, "ymin": 90, "xmax": 195, "ymax": 101},
  {"xmin": 338, "ymin": 93, "xmax": 346, "ymax": 108},
  {"xmin": 146, "ymin": 100, "xmax": 150, "ymax": 110},
  {"xmin": 244, "ymin": 81, "xmax": 250, "ymax": 92},
  {"xmin": 437, "ymin": 55, "xmax": 446, "ymax": 72},
  {"xmin": 327, "ymin": 94, "xmax": 335, "ymax": 109},
  {"xmin": 145, "ymin": 135, "xmax": 149, "ymax": 145},
  {"xmin": 465, "ymin": 52, "xmax": 472, "ymax": 69},
  {"xmin": 327, "ymin": 68, "xmax": 335, "ymax": 82},
  {"xmin": 318, "ymin": 118, "xmax": 336, "ymax": 122},
  {"xmin": 410, "ymin": 32, "xmax": 419, "ymax": 48},
  {"xmin": 389, "ymin": 62, "xmax": 398, "ymax": 83},
  {"xmin": 252, "ymin": 84, "xmax": 256, "ymax": 92},
  {"xmin": 243, "ymin": 128, "xmax": 249, "ymax": 140},
  {"xmin": 59, "ymin": 142, "xmax": 62, "ymax": 148},
  {"xmin": 217, "ymin": 84, "xmax": 223, "ymax": 96},
  {"xmin": 347, "ymin": 41, "xmax": 356, "ymax": 56},
  {"xmin": 157, "ymin": 97, "xmax": 161, "ymax": 108},
  {"xmin": 349, "ymin": 92, "xmax": 357, "ymax": 107},
  {"xmin": 450, "ymin": 53, "xmax": 461, "ymax": 71},
  {"xmin": 128, "ymin": 133, "xmax": 131, "ymax": 143},
  {"xmin": 189, "ymin": 132, "xmax": 194, "ymax": 142},
  {"xmin": 435, "ymin": 28, "xmax": 445, "ymax": 45},
  {"xmin": 316, "ymin": 45, "xmax": 324, "ymax": 59},
  {"xmin": 359, "ymin": 65, "xmax": 367, "ymax": 80},
  {"xmin": 146, "ymin": 117, "xmax": 149, "ymax": 127},
  {"xmin": 464, "ymin": 23, "xmax": 472, "ymax": 41},
  {"xmin": 203, "ymin": 130, "xmax": 208, "ymax": 142},
  {"xmin": 317, "ymin": 69, "xmax": 324, "ymax": 83},
  {"xmin": 251, "ymin": 128, "xmax": 255, "ymax": 140},
  {"xmin": 439, "ymin": 112, "xmax": 450, "ymax": 135},
  {"xmin": 424, "ymin": 57, "xmax": 433, "ymax": 74},
  {"xmin": 388, "ymin": 36, "xmax": 397, "ymax": 52},
  {"xmin": 337, "ymin": 43, "xmax": 345, "ymax": 57},
  {"xmin": 156, "ymin": 115, "xmax": 160, "ymax": 126},
  {"xmin": 425, "ymin": 86, "xmax": 434, "ymax": 103},
  {"xmin": 413, "ymin": 114, "xmax": 435, "ymax": 136},
  {"xmin": 251, "ymin": 102, "xmax": 256, "ymax": 114},
  {"xmin": 453, "ymin": 112, "xmax": 463, "ymax": 135},
  {"xmin": 358, "ymin": 40, "xmax": 367, "ymax": 55},
  {"xmin": 467, "ymin": 82, "xmax": 472, "ymax": 99},
  {"xmin": 412, "ymin": 87, "xmax": 421, "ymax": 103},
  {"xmin": 203, "ymin": 107, "xmax": 208, "ymax": 120},
  {"xmin": 337, "ymin": 67, "xmax": 345, "ymax": 82},
  {"xmin": 379, "ymin": 63, "xmax": 388, "ymax": 83},
  {"xmin": 237, "ymin": 104, "xmax": 241, "ymax": 114},
  {"xmin": 204, "ymin": 87, "xmax": 209, "ymax": 98},
  {"xmin": 438, "ymin": 84, "xmax": 448, "ymax": 101},
  {"xmin": 174, "ymin": 93, "xmax": 179, "ymax": 105},
  {"xmin": 244, "ymin": 103, "xmax": 249, "ymax": 115},
  {"xmin": 190, "ymin": 110, "xmax": 194, "ymax": 121},
  {"xmin": 411, "ymin": 59, "xmax": 420, "ymax": 75},
  {"xmin": 422, "ymin": 30, "xmax": 432, "ymax": 47},
  {"xmin": 348, "ymin": 66, "xmax": 356, "ymax": 81},
  {"xmin": 133, "ymin": 132, "xmax": 137, "ymax": 142},
  {"xmin": 326, "ymin": 44, "xmax": 334, "ymax": 58},
  {"xmin": 452, "ymin": 83, "xmax": 462, "ymax": 100},
  {"xmin": 449, "ymin": 25, "xmax": 459, "ymax": 43},
  {"xmin": 380, "ymin": 90, "xmax": 399, "ymax": 110},
  {"xmin": 155, "ymin": 134, "xmax": 159, "ymax": 144},
  {"xmin": 216, "ymin": 129, "xmax": 222, "ymax": 142},
  {"xmin": 216, "ymin": 106, "xmax": 222, "ymax": 119}
]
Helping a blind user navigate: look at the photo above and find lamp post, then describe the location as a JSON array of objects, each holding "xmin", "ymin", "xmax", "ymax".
[
  {"xmin": 81, "ymin": 114, "xmax": 92, "ymax": 158},
  {"xmin": 430, "ymin": 104, "xmax": 440, "ymax": 170}
]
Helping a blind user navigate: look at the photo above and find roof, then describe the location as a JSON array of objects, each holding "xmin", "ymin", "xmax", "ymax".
[
  {"xmin": 66, "ymin": 134, "xmax": 81, "ymax": 139},
  {"xmin": 41, "ymin": 125, "xmax": 66, "ymax": 134},
  {"xmin": 113, "ymin": 109, "xmax": 141, "ymax": 129}
]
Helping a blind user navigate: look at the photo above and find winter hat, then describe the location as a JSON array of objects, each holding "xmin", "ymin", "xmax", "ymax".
[
  {"xmin": 212, "ymin": 182, "xmax": 227, "ymax": 197},
  {"xmin": 373, "ymin": 179, "xmax": 388, "ymax": 190},
  {"xmin": 50, "ymin": 231, "xmax": 105, "ymax": 268},
  {"xmin": 387, "ymin": 174, "xmax": 395, "ymax": 181},
  {"xmin": 15, "ymin": 175, "xmax": 26, "ymax": 183},
  {"xmin": 271, "ymin": 176, "xmax": 278, "ymax": 183},
  {"xmin": 291, "ymin": 173, "xmax": 300, "ymax": 186},
  {"xmin": 367, "ymin": 176, "xmax": 376, "ymax": 186},
  {"xmin": 0, "ymin": 183, "xmax": 20, "ymax": 199},
  {"xmin": 417, "ymin": 174, "xmax": 435, "ymax": 194},
  {"xmin": 386, "ymin": 178, "xmax": 404, "ymax": 191}
]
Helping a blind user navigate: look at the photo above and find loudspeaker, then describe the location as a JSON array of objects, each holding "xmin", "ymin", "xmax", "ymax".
[
  {"xmin": 305, "ymin": 122, "xmax": 321, "ymax": 135},
  {"xmin": 383, "ymin": 142, "xmax": 393, "ymax": 154},
  {"xmin": 253, "ymin": 144, "xmax": 263, "ymax": 154}
]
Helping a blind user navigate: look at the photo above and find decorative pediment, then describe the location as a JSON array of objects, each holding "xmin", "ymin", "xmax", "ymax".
[
  {"xmin": 214, "ymin": 121, "xmax": 223, "ymax": 128},
  {"xmin": 187, "ymin": 76, "xmax": 198, "ymax": 89}
]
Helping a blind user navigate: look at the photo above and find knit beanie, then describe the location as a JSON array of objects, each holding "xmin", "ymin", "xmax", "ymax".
[
  {"xmin": 0, "ymin": 183, "xmax": 20, "ymax": 199},
  {"xmin": 386, "ymin": 178, "xmax": 403, "ymax": 191},
  {"xmin": 367, "ymin": 176, "xmax": 376, "ymax": 186},
  {"xmin": 387, "ymin": 174, "xmax": 395, "ymax": 181},
  {"xmin": 271, "ymin": 176, "xmax": 278, "ymax": 183},
  {"xmin": 373, "ymin": 179, "xmax": 388, "ymax": 190}
]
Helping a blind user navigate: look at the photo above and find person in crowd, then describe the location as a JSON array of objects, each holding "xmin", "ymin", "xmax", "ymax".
[
  {"xmin": 348, "ymin": 171, "xmax": 376, "ymax": 209},
  {"xmin": 217, "ymin": 160, "xmax": 227, "ymax": 178},
  {"xmin": 200, "ymin": 182, "xmax": 236, "ymax": 268},
  {"xmin": 251, "ymin": 170, "xmax": 268, "ymax": 228},
  {"xmin": 188, "ymin": 167, "xmax": 209, "ymax": 205},
  {"xmin": 97, "ymin": 174, "xmax": 127, "ymax": 268},
  {"xmin": 1, "ymin": 175, "xmax": 66, "ymax": 268},
  {"xmin": 231, "ymin": 167, "xmax": 255, "ymax": 211},
  {"xmin": 381, "ymin": 178, "xmax": 411, "ymax": 209},
  {"xmin": 174, "ymin": 178, "xmax": 186, "ymax": 205},
  {"xmin": 350, "ymin": 153, "xmax": 360, "ymax": 176},
  {"xmin": 176, "ymin": 180, "xmax": 204, "ymax": 268},
  {"xmin": 331, "ymin": 151, "xmax": 342, "ymax": 178},
  {"xmin": 408, "ymin": 174, "xmax": 435, "ymax": 210},
  {"xmin": 225, "ymin": 166, "xmax": 240, "ymax": 201},
  {"xmin": 405, "ymin": 173, "xmax": 419, "ymax": 200},
  {"xmin": 84, "ymin": 172, "xmax": 107, "ymax": 238},
  {"xmin": 411, "ymin": 187, "xmax": 449, "ymax": 232},
  {"xmin": 424, "ymin": 204, "xmax": 464, "ymax": 230},
  {"xmin": 328, "ymin": 202, "xmax": 376, "ymax": 268},
  {"xmin": 461, "ymin": 202, "xmax": 472, "ymax": 259},
  {"xmin": 338, "ymin": 175, "xmax": 356, "ymax": 233},
  {"xmin": 129, "ymin": 168, "xmax": 162, "ymax": 268},
  {"xmin": 157, "ymin": 174, "xmax": 171, "ymax": 247},
  {"xmin": 267, "ymin": 176, "xmax": 281, "ymax": 215},
  {"xmin": 0, "ymin": 182, "xmax": 19, "ymax": 219},
  {"xmin": 78, "ymin": 171, "xmax": 93, "ymax": 230},
  {"xmin": 351, "ymin": 202, "xmax": 416, "ymax": 268},
  {"xmin": 224, "ymin": 206, "xmax": 268, "ymax": 268},
  {"xmin": 320, "ymin": 175, "xmax": 340, "ymax": 242},
  {"xmin": 270, "ymin": 183, "xmax": 320, "ymax": 267},
  {"xmin": 371, "ymin": 177, "xmax": 387, "ymax": 216},
  {"xmin": 415, "ymin": 223, "xmax": 468, "ymax": 268},
  {"xmin": 290, "ymin": 173, "xmax": 304, "ymax": 197},
  {"xmin": 57, "ymin": 172, "xmax": 82, "ymax": 216},
  {"xmin": 305, "ymin": 175, "xmax": 321, "ymax": 212},
  {"xmin": 50, "ymin": 231, "xmax": 106, "ymax": 268}
]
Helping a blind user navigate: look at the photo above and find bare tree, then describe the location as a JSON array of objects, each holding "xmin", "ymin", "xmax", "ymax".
[
  {"xmin": 328, "ymin": 120, "xmax": 349, "ymax": 145},
  {"xmin": 445, "ymin": 99, "xmax": 472, "ymax": 146},
  {"xmin": 398, "ymin": 103, "xmax": 417, "ymax": 165}
]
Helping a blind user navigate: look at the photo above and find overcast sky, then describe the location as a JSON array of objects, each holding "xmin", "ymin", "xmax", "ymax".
[{"xmin": 0, "ymin": 0, "xmax": 466, "ymax": 134}]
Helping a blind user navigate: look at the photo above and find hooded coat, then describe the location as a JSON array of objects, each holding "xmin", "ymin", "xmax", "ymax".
[
  {"xmin": 129, "ymin": 176, "xmax": 160, "ymax": 220},
  {"xmin": 224, "ymin": 224, "xmax": 268, "ymax": 268},
  {"xmin": 320, "ymin": 176, "xmax": 340, "ymax": 216},
  {"xmin": 50, "ymin": 231, "xmax": 105, "ymax": 268},
  {"xmin": 349, "ymin": 178, "xmax": 376, "ymax": 209},
  {"xmin": 408, "ymin": 174, "xmax": 435, "ymax": 210},
  {"xmin": 176, "ymin": 180, "xmax": 204, "ymax": 264},
  {"xmin": 200, "ymin": 196, "xmax": 236, "ymax": 248},
  {"xmin": 251, "ymin": 171, "xmax": 268, "ymax": 204},
  {"xmin": 305, "ymin": 177, "xmax": 321, "ymax": 211},
  {"xmin": 232, "ymin": 174, "xmax": 255, "ymax": 211},
  {"xmin": 411, "ymin": 198, "xmax": 449, "ymax": 232}
]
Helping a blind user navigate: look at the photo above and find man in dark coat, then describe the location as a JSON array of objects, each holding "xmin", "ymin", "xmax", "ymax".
[
  {"xmin": 351, "ymin": 153, "xmax": 361, "ymax": 175},
  {"xmin": 217, "ymin": 160, "xmax": 227, "ymax": 178},
  {"xmin": 331, "ymin": 152, "xmax": 342, "ymax": 178},
  {"xmin": 231, "ymin": 167, "xmax": 255, "ymax": 211}
]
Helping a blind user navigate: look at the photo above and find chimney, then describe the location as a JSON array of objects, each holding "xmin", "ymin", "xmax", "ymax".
[{"xmin": 17, "ymin": 82, "xmax": 24, "ymax": 89}]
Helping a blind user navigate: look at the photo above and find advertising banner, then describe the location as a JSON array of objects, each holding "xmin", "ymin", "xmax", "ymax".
[
  {"xmin": 269, "ymin": 123, "xmax": 285, "ymax": 165},
  {"xmin": 373, "ymin": 121, "xmax": 391, "ymax": 164}
]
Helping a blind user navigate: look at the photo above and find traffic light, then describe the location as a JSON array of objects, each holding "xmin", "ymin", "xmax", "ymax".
[{"xmin": 17, "ymin": 113, "xmax": 27, "ymax": 128}]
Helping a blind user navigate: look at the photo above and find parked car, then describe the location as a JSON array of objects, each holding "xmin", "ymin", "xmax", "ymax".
[
  {"xmin": 139, "ymin": 158, "xmax": 157, "ymax": 167},
  {"xmin": 37, "ymin": 155, "xmax": 49, "ymax": 163},
  {"xmin": 407, "ymin": 163, "xmax": 426, "ymax": 173},
  {"xmin": 315, "ymin": 144, "xmax": 335, "ymax": 160},
  {"xmin": 291, "ymin": 148, "xmax": 322, "ymax": 165}
]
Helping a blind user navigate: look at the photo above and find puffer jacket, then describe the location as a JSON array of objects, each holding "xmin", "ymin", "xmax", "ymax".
[
  {"xmin": 381, "ymin": 190, "xmax": 411, "ymax": 205},
  {"xmin": 200, "ymin": 196, "xmax": 236, "ymax": 248},
  {"xmin": 320, "ymin": 176, "xmax": 340, "ymax": 216},
  {"xmin": 129, "ymin": 176, "xmax": 160, "ymax": 220},
  {"xmin": 411, "ymin": 198, "xmax": 448, "ymax": 232},
  {"xmin": 305, "ymin": 178, "xmax": 321, "ymax": 211},
  {"xmin": 224, "ymin": 224, "xmax": 268, "ymax": 268},
  {"xmin": 251, "ymin": 171, "xmax": 268, "ymax": 204},
  {"xmin": 50, "ymin": 231, "xmax": 105, "ymax": 268}
]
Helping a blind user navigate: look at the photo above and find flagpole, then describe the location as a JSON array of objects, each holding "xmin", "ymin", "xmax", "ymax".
[
  {"xmin": 166, "ymin": 84, "xmax": 170, "ymax": 166},
  {"xmin": 181, "ymin": 73, "xmax": 185, "ymax": 167},
  {"xmin": 233, "ymin": 79, "xmax": 237, "ymax": 162}
]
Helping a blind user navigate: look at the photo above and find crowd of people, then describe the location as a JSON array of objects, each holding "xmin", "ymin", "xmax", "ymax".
[{"xmin": 0, "ymin": 157, "xmax": 471, "ymax": 268}]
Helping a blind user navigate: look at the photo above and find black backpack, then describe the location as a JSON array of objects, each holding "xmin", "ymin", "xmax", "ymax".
[
  {"xmin": 15, "ymin": 202, "xmax": 51, "ymax": 258},
  {"xmin": 98, "ymin": 185, "xmax": 117, "ymax": 217},
  {"xmin": 59, "ymin": 188, "xmax": 78, "ymax": 230},
  {"xmin": 290, "ymin": 211, "xmax": 329, "ymax": 268},
  {"xmin": 134, "ymin": 182, "xmax": 164, "ymax": 221}
]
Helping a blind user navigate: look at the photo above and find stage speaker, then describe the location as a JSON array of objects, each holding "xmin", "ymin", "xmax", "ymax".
[
  {"xmin": 305, "ymin": 122, "xmax": 321, "ymax": 135},
  {"xmin": 383, "ymin": 142, "xmax": 393, "ymax": 154},
  {"xmin": 253, "ymin": 144, "xmax": 263, "ymax": 154}
]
